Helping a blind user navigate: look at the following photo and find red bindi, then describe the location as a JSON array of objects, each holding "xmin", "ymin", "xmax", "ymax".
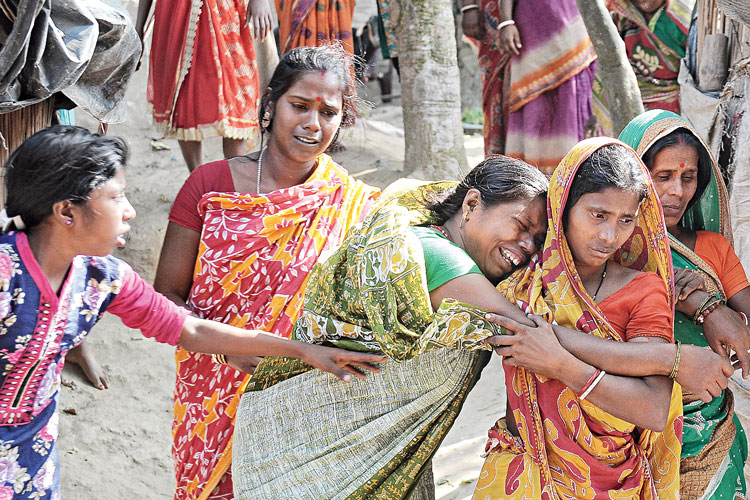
[
  {"xmin": 316, "ymin": 97, "xmax": 321, "ymax": 102},
  {"xmin": 679, "ymin": 162, "xmax": 685, "ymax": 168}
]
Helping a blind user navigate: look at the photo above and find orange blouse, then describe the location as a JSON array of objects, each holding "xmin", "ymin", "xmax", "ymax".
[
  {"xmin": 694, "ymin": 230, "xmax": 750, "ymax": 299},
  {"xmin": 598, "ymin": 271, "xmax": 674, "ymax": 342}
]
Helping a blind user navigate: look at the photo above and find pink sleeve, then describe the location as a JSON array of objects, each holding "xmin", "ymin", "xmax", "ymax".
[
  {"xmin": 168, "ymin": 160, "xmax": 235, "ymax": 233},
  {"xmin": 106, "ymin": 262, "xmax": 191, "ymax": 345}
]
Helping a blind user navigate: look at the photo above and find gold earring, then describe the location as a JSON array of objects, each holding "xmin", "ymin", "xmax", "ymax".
[
  {"xmin": 261, "ymin": 110, "xmax": 271, "ymax": 131},
  {"xmin": 459, "ymin": 211, "xmax": 469, "ymax": 229}
]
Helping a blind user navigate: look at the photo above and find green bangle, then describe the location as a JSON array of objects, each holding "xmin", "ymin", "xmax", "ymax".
[{"xmin": 693, "ymin": 293, "xmax": 724, "ymax": 324}]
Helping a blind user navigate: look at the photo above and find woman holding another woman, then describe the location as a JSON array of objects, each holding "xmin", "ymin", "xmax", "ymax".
[
  {"xmin": 232, "ymin": 139, "xmax": 733, "ymax": 498},
  {"xmin": 153, "ymin": 45, "xmax": 380, "ymax": 500},
  {"xmin": 232, "ymin": 156, "xmax": 549, "ymax": 499},
  {"xmin": 475, "ymin": 137, "xmax": 733, "ymax": 499}
]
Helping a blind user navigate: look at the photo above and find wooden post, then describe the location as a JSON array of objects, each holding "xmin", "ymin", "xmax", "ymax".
[{"xmin": 698, "ymin": 33, "xmax": 729, "ymax": 92}]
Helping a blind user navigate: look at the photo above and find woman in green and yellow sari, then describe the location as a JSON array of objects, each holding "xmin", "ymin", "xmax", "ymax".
[{"xmin": 620, "ymin": 109, "xmax": 750, "ymax": 500}]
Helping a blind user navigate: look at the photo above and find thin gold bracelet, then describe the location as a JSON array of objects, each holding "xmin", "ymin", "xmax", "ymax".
[{"xmin": 669, "ymin": 340, "xmax": 682, "ymax": 379}]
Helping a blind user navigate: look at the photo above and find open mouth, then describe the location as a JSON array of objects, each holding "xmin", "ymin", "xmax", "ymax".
[
  {"xmin": 295, "ymin": 136, "xmax": 320, "ymax": 145},
  {"xmin": 116, "ymin": 228, "xmax": 130, "ymax": 247},
  {"xmin": 500, "ymin": 248, "xmax": 521, "ymax": 266}
]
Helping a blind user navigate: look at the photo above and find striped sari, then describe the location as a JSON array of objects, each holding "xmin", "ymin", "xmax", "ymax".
[
  {"xmin": 474, "ymin": 137, "xmax": 683, "ymax": 500},
  {"xmin": 171, "ymin": 154, "xmax": 378, "ymax": 500},
  {"xmin": 502, "ymin": 0, "xmax": 597, "ymax": 173},
  {"xmin": 275, "ymin": 0, "xmax": 355, "ymax": 54},
  {"xmin": 620, "ymin": 110, "xmax": 748, "ymax": 500}
]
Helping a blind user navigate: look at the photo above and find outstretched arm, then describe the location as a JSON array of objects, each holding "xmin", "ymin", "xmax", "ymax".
[{"xmin": 178, "ymin": 315, "xmax": 387, "ymax": 382}]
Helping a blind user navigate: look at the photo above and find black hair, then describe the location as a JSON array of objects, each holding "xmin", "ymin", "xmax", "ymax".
[
  {"xmin": 4, "ymin": 125, "xmax": 128, "ymax": 229},
  {"xmin": 641, "ymin": 128, "xmax": 711, "ymax": 211},
  {"xmin": 563, "ymin": 144, "xmax": 649, "ymax": 225},
  {"xmin": 427, "ymin": 155, "xmax": 549, "ymax": 223},
  {"xmin": 258, "ymin": 44, "xmax": 360, "ymax": 149}
]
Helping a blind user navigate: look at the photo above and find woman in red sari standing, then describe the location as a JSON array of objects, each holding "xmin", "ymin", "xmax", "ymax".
[{"xmin": 136, "ymin": 0, "xmax": 273, "ymax": 171}]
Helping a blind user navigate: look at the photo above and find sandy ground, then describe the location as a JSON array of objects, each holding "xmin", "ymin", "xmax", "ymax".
[{"xmin": 57, "ymin": 2, "xmax": 500, "ymax": 498}]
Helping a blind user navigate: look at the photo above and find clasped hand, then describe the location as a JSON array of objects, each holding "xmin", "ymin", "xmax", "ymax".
[{"xmin": 483, "ymin": 313, "xmax": 574, "ymax": 379}]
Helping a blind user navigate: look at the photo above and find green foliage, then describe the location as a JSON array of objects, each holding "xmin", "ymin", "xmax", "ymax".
[{"xmin": 461, "ymin": 108, "xmax": 484, "ymax": 125}]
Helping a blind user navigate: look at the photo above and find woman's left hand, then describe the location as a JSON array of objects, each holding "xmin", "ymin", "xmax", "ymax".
[
  {"xmin": 674, "ymin": 268, "xmax": 705, "ymax": 301},
  {"xmin": 702, "ymin": 305, "xmax": 750, "ymax": 378},
  {"xmin": 245, "ymin": 0, "xmax": 274, "ymax": 40},
  {"xmin": 484, "ymin": 313, "xmax": 576, "ymax": 379},
  {"xmin": 302, "ymin": 345, "xmax": 387, "ymax": 382}
]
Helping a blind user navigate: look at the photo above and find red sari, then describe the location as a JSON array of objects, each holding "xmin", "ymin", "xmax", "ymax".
[
  {"xmin": 148, "ymin": 0, "xmax": 260, "ymax": 141},
  {"xmin": 171, "ymin": 154, "xmax": 379, "ymax": 500}
]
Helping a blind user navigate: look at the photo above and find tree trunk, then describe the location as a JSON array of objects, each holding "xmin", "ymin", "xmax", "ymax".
[
  {"xmin": 576, "ymin": 0, "xmax": 644, "ymax": 136},
  {"xmin": 391, "ymin": 0, "xmax": 468, "ymax": 178}
]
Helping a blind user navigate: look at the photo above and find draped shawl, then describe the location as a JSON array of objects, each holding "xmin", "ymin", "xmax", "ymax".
[
  {"xmin": 620, "ymin": 109, "xmax": 747, "ymax": 500},
  {"xmin": 232, "ymin": 180, "xmax": 502, "ymax": 499}
]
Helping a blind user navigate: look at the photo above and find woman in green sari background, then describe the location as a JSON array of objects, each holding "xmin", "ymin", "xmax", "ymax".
[{"xmin": 620, "ymin": 109, "xmax": 750, "ymax": 499}]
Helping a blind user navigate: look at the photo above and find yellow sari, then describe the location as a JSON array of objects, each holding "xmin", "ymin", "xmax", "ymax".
[{"xmin": 475, "ymin": 137, "xmax": 683, "ymax": 499}]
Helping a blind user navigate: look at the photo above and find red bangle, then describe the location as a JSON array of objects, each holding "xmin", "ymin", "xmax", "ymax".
[
  {"xmin": 577, "ymin": 369, "xmax": 601, "ymax": 398},
  {"xmin": 739, "ymin": 311, "xmax": 749, "ymax": 326}
]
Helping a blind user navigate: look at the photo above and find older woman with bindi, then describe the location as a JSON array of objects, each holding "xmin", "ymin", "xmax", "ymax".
[{"xmin": 620, "ymin": 109, "xmax": 750, "ymax": 500}]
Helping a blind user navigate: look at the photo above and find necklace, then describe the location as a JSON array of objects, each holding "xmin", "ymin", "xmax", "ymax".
[
  {"xmin": 256, "ymin": 148, "xmax": 265, "ymax": 193},
  {"xmin": 591, "ymin": 260, "xmax": 608, "ymax": 302},
  {"xmin": 429, "ymin": 224, "xmax": 452, "ymax": 241}
]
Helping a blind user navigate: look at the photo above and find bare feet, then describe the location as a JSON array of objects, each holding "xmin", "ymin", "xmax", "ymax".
[{"xmin": 66, "ymin": 342, "xmax": 109, "ymax": 390}]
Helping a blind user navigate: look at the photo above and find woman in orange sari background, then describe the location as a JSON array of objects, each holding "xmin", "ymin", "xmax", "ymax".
[
  {"xmin": 153, "ymin": 45, "xmax": 379, "ymax": 500},
  {"xmin": 475, "ymin": 138, "xmax": 685, "ymax": 499},
  {"xmin": 275, "ymin": 0, "xmax": 355, "ymax": 54}
]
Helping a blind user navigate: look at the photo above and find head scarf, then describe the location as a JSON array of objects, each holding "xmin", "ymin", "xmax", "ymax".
[
  {"xmin": 619, "ymin": 109, "xmax": 732, "ymax": 298},
  {"xmin": 480, "ymin": 137, "xmax": 682, "ymax": 499}
]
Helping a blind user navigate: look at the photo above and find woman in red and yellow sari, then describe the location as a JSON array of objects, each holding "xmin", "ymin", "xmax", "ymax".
[
  {"xmin": 475, "ymin": 138, "xmax": 688, "ymax": 499},
  {"xmin": 153, "ymin": 45, "xmax": 379, "ymax": 500}
]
